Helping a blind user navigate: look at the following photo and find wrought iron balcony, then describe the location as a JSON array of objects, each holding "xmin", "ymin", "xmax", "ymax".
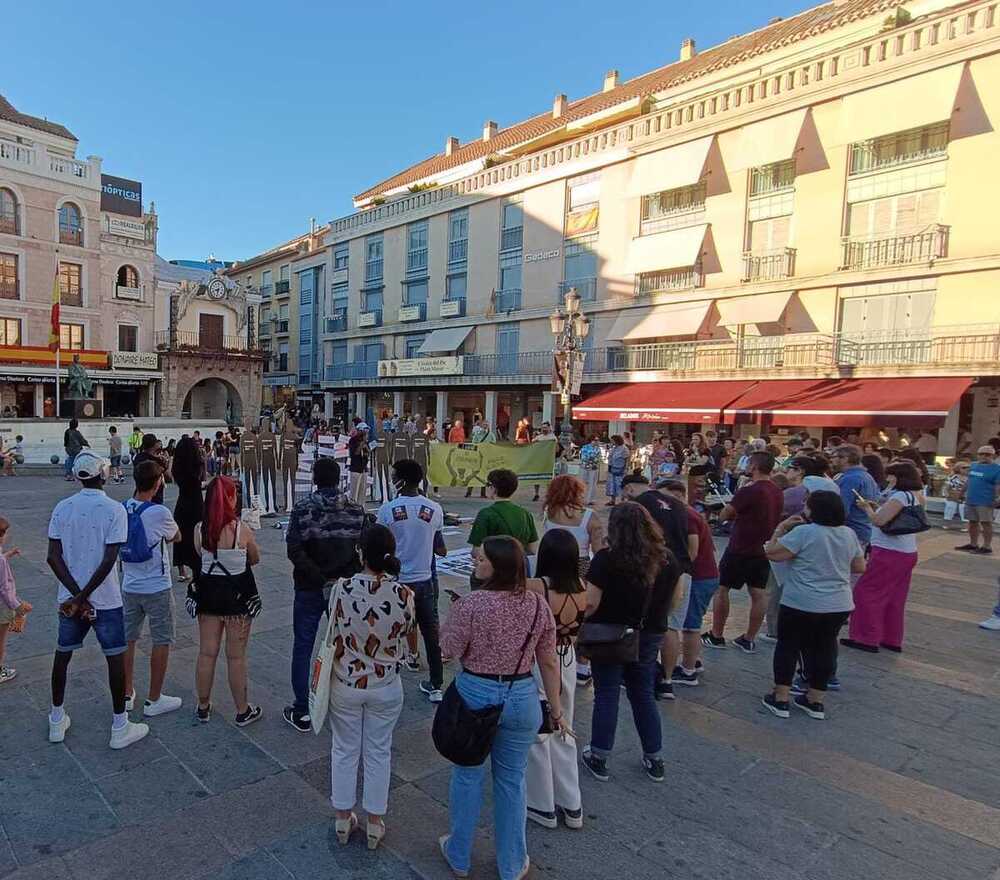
[
  {"xmin": 326, "ymin": 361, "xmax": 379, "ymax": 381},
  {"xmin": 274, "ymin": 279, "xmax": 290, "ymax": 295},
  {"xmin": 448, "ymin": 239, "xmax": 468, "ymax": 264},
  {"xmin": 635, "ymin": 264, "xmax": 704, "ymax": 297},
  {"xmin": 840, "ymin": 225, "xmax": 949, "ymax": 271},
  {"xmin": 155, "ymin": 330, "xmax": 258, "ymax": 353},
  {"xmin": 742, "ymin": 248, "xmax": 796, "ymax": 282},
  {"xmin": 560, "ymin": 278, "xmax": 597, "ymax": 303},
  {"xmin": 465, "ymin": 350, "xmax": 551, "ymax": 377},
  {"xmin": 325, "ymin": 310, "xmax": 348, "ymax": 333},
  {"xmin": 496, "ymin": 289, "xmax": 522, "ymax": 312},
  {"xmin": 399, "ymin": 301, "xmax": 428, "ymax": 322},
  {"xmin": 365, "ymin": 259, "xmax": 384, "ymax": 283},
  {"xmin": 273, "ymin": 318, "xmax": 289, "ymax": 333},
  {"xmin": 441, "ymin": 297, "xmax": 467, "ymax": 318}
]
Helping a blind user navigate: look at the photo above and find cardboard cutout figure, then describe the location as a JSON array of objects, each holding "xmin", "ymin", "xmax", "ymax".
[
  {"xmin": 258, "ymin": 423, "xmax": 278, "ymax": 515},
  {"xmin": 240, "ymin": 423, "xmax": 260, "ymax": 507},
  {"xmin": 281, "ymin": 419, "xmax": 302, "ymax": 510}
]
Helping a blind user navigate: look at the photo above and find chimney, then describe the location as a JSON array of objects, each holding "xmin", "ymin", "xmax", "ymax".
[
  {"xmin": 680, "ymin": 38, "xmax": 696, "ymax": 61},
  {"xmin": 483, "ymin": 120, "xmax": 497, "ymax": 142},
  {"xmin": 445, "ymin": 136, "xmax": 459, "ymax": 156},
  {"xmin": 552, "ymin": 94, "xmax": 567, "ymax": 119},
  {"xmin": 603, "ymin": 70, "xmax": 619, "ymax": 92}
]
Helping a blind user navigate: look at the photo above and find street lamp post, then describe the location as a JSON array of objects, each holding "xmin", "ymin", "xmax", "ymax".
[{"xmin": 550, "ymin": 287, "xmax": 590, "ymax": 453}]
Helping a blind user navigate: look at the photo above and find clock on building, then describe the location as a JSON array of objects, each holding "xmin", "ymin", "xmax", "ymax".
[{"xmin": 207, "ymin": 278, "xmax": 227, "ymax": 300}]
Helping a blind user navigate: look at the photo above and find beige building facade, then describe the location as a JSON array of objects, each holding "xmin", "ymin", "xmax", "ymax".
[{"xmin": 307, "ymin": 0, "xmax": 1000, "ymax": 451}]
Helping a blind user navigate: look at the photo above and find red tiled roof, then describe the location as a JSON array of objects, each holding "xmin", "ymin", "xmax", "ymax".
[
  {"xmin": 0, "ymin": 94, "xmax": 77, "ymax": 141},
  {"xmin": 354, "ymin": 0, "xmax": 903, "ymax": 203}
]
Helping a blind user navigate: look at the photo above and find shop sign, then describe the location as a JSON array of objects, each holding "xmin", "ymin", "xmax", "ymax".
[
  {"xmin": 100, "ymin": 174, "xmax": 142, "ymax": 217},
  {"xmin": 105, "ymin": 216, "xmax": 147, "ymax": 240},
  {"xmin": 377, "ymin": 356, "xmax": 463, "ymax": 378},
  {"xmin": 111, "ymin": 351, "xmax": 158, "ymax": 370},
  {"xmin": 524, "ymin": 249, "xmax": 560, "ymax": 263},
  {"xmin": 0, "ymin": 374, "xmax": 47, "ymax": 384},
  {"xmin": 399, "ymin": 305, "xmax": 423, "ymax": 323}
]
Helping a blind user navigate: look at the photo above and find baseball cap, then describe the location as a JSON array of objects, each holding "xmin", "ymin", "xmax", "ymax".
[
  {"xmin": 72, "ymin": 450, "xmax": 110, "ymax": 481},
  {"xmin": 977, "ymin": 445, "xmax": 996, "ymax": 455}
]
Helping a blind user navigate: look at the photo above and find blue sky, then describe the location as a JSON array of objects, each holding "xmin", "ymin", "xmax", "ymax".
[{"xmin": 5, "ymin": 0, "xmax": 810, "ymax": 261}]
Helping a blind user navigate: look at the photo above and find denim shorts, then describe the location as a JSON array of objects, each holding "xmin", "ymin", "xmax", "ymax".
[
  {"xmin": 667, "ymin": 574, "xmax": 692, "ymax": 631},
  {"xmin": 57, "ymin": 606, "xmax": 127, "ymax": 656},
  {"xmin": 683, "ymin": 577, "xmax": 720, "ymax": 631},
  {"xmin": 110, "ymin": 455, "xmax": 122, "ymax": 467},
  {"xmin": 123, "ymin": 590, "xmax": 176, "ymax": 645}
]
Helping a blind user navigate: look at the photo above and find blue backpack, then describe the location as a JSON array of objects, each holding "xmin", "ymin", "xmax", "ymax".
[{"xmin": 120, "ymin": 501, "xmax": 157, "ymax": 564}]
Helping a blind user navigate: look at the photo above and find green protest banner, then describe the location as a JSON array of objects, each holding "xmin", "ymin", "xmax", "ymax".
[{"xmin": 427, "ymin": 442, "xmax": 557, "ymax": 487}]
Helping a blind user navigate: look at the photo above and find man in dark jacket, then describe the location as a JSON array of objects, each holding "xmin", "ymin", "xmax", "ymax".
[{"xmin": 283, "ymin": 457, "xmax": 366, "ymax": 731}]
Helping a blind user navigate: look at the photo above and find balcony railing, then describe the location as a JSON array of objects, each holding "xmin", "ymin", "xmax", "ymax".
[
  {"xmin": 259, "ymin": 284, "xmax": 273, "ymax": 298},
  {"xmin": 500, "ymin": 226, "xmax": 523, "ymax": 252},
  {"xmin": 326, "ymin": 362, "xmax": 379, "ymax": 381},
  {"xmin": 274, "ymin": 279, "xmax": 290, "ymax": 295},
  {"xmin": 495, "ymin": 289, "xmax": 522, "ymax": 312},
  {"xmin": 399, "ymin": 301, "xmax": 427, "ymax": 322},
  {"xmin": 0, "ymin": 214, "xmax": 18, "ymax": 235},
  {"xmin": 273, "ymin": 319, "xmax": 289, "ymax": 333},
  {"xmin": 406, "ymin": 249, "xmax": 428, "ymax": 273},
  {"xmin": 465, "ymin": 351, "xmax": 551, "ymax": 377},
  {"xmin": 0, "ymin": 281, "xmax": 18, "ymax": 300},
  {"xmin": 258, "ymin": 322, "xmax": 271, "ymax": 337},
  {"xmin": 59, "ymin": 227, "xmax": 83, "ymax": 246},
  {"xmin": 635, "ymin": 264, "xmax": 703, "ymax": 297},
  {"xmin": 448, "ymin": 239, "xmax": 468, "ymax": 264},
  {"xmin": 848, "ymin": 122, "xmax": 949, "ymax": 176},
  {"xmin": 325, "ymin": 310, "xmax": 348, "ymax": 333},
  {"xmin": 358, "ymin": 309, "xmax": 383, "ymax": 328},
  {"xmin": 840, "ymin": 225, "xmax": 949, "ymax": 270},
  {"xmin": 155, "ymin": 330, "xmax": 257, "ymax": 353},
  {"xmin": 560, "ymin": 278, "xmax": 597, "ymax": 303},
  {"xmin": 742, "ymin": 248, "xmax": 796, "ymax": 282}
]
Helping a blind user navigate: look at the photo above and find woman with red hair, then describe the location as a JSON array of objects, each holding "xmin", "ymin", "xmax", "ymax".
[
  {"xmin": 542, "ymin": 475, "xmax": 606, "ymax": 576},
  {"xmin": 188, "ymin": 475, "xmax": 263, "ymax": 726}
]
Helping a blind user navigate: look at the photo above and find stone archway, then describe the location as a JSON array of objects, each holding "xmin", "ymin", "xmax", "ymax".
[
  {"xmin": 181, "ymin": 377, "xmax": 243, "ymax": 423},
  {"xmin": 159, "ymin": 351, "xmax": 263, "ymax": 422}
]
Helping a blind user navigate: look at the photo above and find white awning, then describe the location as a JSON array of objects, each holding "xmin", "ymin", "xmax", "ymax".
[
  {"xmin": 608, "ymin": 301, "xmax": 712, "ymax": 341},
  {"xmin": 734, "ymin": 109, "xmax": 808, "ymax": 170},
  {"xmin": 840, "ymin": 63, "xmax": 963, "ymax": 142},
  {"xmin": 716, "ymin": 291, "xmax": 793, "ymax": 326},
  {"xmin": 417, "ymin": 326, "xmax": 473, "ymax": 355},
  {"xmin": 627, "ymin": 224, "xmax": 709, "ymax": 274},
  {"xmin": 628, "ymin": 135, "xmax": 714, "ymax": 197}
]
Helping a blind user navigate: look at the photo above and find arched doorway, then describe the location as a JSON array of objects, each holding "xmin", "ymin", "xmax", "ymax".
[{"xmin": 182, "ymin": 377, "xmax": 243, "ymax": 424}]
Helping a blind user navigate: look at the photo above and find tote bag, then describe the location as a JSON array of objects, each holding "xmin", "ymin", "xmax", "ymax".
[{"xmin": 309, "ymin": 579, "xmax": 344, "ymax": 735}]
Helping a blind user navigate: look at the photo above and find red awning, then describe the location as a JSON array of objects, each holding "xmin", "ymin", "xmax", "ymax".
[
  {"xmin": 722, "ymin": 377, "xmax": 974, "ymax": 427},
  {"xmin": 574, "ymin": 380, "xmax": 757, "ymax": 424}
]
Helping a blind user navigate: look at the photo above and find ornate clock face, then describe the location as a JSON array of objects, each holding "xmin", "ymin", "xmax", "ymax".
[{"xmin": 207, "ymin": 278, "xmax": 227, "ymax": 300}]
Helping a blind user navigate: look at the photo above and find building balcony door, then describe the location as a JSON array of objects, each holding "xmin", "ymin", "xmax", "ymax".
[{"xmin": 199, "ymin": 313, "xmax": 224, "ymax": 351}]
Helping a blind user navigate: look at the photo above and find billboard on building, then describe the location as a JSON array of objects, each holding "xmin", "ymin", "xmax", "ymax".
[{"xmin": 100, "ymin": 174, "xmax": 142, "ymax": 217}]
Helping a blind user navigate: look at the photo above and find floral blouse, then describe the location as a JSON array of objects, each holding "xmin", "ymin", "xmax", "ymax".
[{"xmin": 331, "ymin": 573, "xmax": 415, "ymax": 689}]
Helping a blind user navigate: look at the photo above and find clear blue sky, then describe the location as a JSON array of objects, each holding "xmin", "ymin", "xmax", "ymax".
[{"xmin": 6, "ymin": 0, "xmax": 810, "ymax": 261}]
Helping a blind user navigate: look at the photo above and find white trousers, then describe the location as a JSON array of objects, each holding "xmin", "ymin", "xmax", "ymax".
[
  {"xmin": 349, "ymin": 471, "xmax": 366, "ymax": 504},
  {"xmin": 582, "ymin": 469, "xmax": 598, "ymax": 505},
  {"xmin": 527, "ymin": 646, "xmax": 581, "ymax": 813},
  {"xmin": 943, "ymin": 501, "xmax": 967, "ymax": 522},
  {"xmin": 329, "ymin": 676, "xmax": 403, "ymax": 816}
]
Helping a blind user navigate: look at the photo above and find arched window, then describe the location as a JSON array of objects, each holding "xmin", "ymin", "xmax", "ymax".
[
  {"xmin": 117, "ymin": 265, "xmax": 139, "ymax": 288},
  {"xmin": 0, "ymin": 188, "xmax": 18, "ymax": 235},
  {"xmin": 58, "ymin": 202, "xmax": 83, "ymax": 245}
]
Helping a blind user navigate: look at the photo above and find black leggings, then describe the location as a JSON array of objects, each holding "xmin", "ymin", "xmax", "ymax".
[{"xmin": 773, "ymin": 606, "xmax": 850, "ymax": 692}]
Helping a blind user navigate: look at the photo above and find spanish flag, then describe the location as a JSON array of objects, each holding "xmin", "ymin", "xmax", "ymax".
[{"xmin": 48, "ymin": 267, "xmax": 60, "ymax": 352}]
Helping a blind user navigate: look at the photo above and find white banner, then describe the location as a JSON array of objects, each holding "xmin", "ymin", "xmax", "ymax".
[
  {"xmin": 377, "ymin": 356, "xmax": 463, "ymax": 377},
  {"xmin": 111, "ymin": 351, "xmax": 158, "ymax": 370}
]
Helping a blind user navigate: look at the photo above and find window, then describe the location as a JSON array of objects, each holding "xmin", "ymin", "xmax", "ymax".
[
  {"xmin": 333, "ymin": 245, "xmax": 349, "ymax": 271},
  {"xmin": 0, "ymin": 188, "xmax": 18, "ymax": 235},
  {"xmin": 446, "ymin": 273, "xmax": 467, "ymax": 301},
  {"xmin": 846, "ymin": 190, "xmax": 941, "ymax": 238},
  {"xmin": 117, "ymin": 324, "xmax": 138, "ymax": 352},
  {"xmin": 365, "ymin": 235, "xmax": 384, "ymax": 282},
  {"xmin": 405, "ymin": 335, "xmax": 426, "ymax": 358},
  {"xmin": 748, "ymin": 215, "xmax": 792, "ymax": 252},
  {"xmin": 499, "ymin": 251, "xmax": 522, "ymax": 295},
  {"xmin": 358, "ymin": 341, "xmax": 384, "ymax": 363},
  {"xmin": 839, "ymin": 280, "xmax": 936, "ymax": 336},
  {"xmin": 117, "ymin": 265, "xmax": 139, "ymax": 290},
  {"xmin": 299, "ymin": 270, "xmax": 314, "ymax": 305},
  {"xmin": 496, "ymin": 322, "xmax": 519, "ymax": 372},
  {"xmin": 58, "ymin": 262, "xmax": 83, "ymax": 307},
  {"xmin": 363, "ymin": 288, "xmax": 384, "ymax": 313},
  {"xmin": 0, "ymin": 253, "xmax": 17, "ymax": 300},
  {"xmin": 404, "ymin": 278, "xmax": 428, "ymax": 305},
  {"xmin": 332, "ymin": 283, "xmax": 348, "ymax": 314},
  {"xmin": 563, "ymin": 237, "xmax": 598, "ymax": 301},
  {"xmin": 0, "ymin": 317, "xmax": 19, "ymax": 346},
  {"xmin": 331, "ymin": 342, "xmax": 348, "ymax": 364},
  {"xmin": 277, "ymin": 341, "xmax": 289, "ymax": 372},
  {"xmin": 280, "ymin": 264, "xmax": 290, "ymax": 282},
  {"xmin": 58, "ymin": 202, "xmax": 83, "ymax": 245},
  {"xmin": 261, "ymin": 269, "xmax": 272, "ymax": 291},
  {"xmin": 640, "ymin": 181, "xmax": 707, "ymax": 235},
  {"xmin": 749, "ymin": 159, "xmax": 796, "ymax": 197},
  {"xmin": 849, "ymin": 122, "xmax": 949, "ymax": 176},
  {"xmin": 500, "ymin": 201, "xmax": 523, "ymax": 252},
  {"xmin": 448, "ymin": 209, "xmax": 468, "ymax": 265},
  {"xmin": 566, "ymin": 173, "xmax": 600, "ymax": 237},
  {"xmin": 60, "ymin": 323, "xmax": 84, "ymax": 350},
  {"xmin": 407, "ymin": 221, "xmax": 428, "ymax": 274}
]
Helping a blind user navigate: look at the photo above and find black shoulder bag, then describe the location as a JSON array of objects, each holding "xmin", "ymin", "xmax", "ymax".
[
  {"xmin": 432, "ymin": 594, "xmax": 541, "ymax": 767},
  {"xmin": 577, "ymin": 576, "xmax": 654, "ymax": 665},
  {"xmin": 879, "ymin": 491, "xmax": 931, "ymax": 536}
]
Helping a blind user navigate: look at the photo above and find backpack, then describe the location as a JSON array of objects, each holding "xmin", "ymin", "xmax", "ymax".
[{"xmin": 120, "ymin": 501, "xmax": 158, "ymax": 564}]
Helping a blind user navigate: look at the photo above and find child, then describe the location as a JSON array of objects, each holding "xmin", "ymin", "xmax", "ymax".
[
  {"xmin": 656, "ymin": 450, "xmax": 679, "ymax": 479},
  {"xmin": 1, "ymin": 435, "xmax": 21, "ymax": 476},
  {"xmin": 0, "ymin": 515, "xmax": 32, "ymax": 684},
  {"xmin": 108, "ymin": 426, "xmax": 124, "ymax": 483},
  {"xmin": 943, "ymin": 459, "xmax": 969, "ymax": 528}
]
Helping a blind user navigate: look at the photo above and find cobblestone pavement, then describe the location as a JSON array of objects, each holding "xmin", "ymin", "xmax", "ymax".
[{"xmin": 1, "ymin": 475, "xmax": 998, "ymax": 880}]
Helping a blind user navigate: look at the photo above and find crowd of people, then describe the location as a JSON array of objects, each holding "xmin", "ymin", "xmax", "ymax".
[{"xmin": 2, "ymin": 415, "xmax": 1000, "ymax": 880}]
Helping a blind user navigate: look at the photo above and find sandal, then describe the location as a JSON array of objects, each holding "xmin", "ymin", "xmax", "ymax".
[
  {"xmin": 366, "ymin": 819, "xmax": 385, "ymax": 850},
  {"xmin": 335, "ymin": 813, "xmax": 358, "ymax": 845}
]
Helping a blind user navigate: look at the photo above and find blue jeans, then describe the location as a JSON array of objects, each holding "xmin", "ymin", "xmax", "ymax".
[
  {"xmin": 444, "ymin": 673, "xmax": 540, "ymax": 880},
  {"xmin": 405, "ymin": 579, "xmax": 443, "ymax": 688},
  {"xmin": 64, "ymin": 453, "xmax": 76, "ymax": 477},
  {"xmin": 291, "ymin": 589, "xmax": 328, "ymax": 714},
  {"xmin": 589, "ymin": 631, "xmax": 662, "ymax": 760}
]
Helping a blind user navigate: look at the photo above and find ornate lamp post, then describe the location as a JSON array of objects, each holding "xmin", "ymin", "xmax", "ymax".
[{"xmin": 550, "ymin": 287, "xmax": 590, "ymax": 452}]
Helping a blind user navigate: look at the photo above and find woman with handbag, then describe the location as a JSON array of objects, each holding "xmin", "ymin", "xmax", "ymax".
[
  {"xmin": 843, "ymin": 461, "xmax": 927, "ymax": 653},
  {"xmin": 326, "ymin": 524, "xmax": 414, "ymax": 851},
  {"xmin": 438, "ymin": 536, "xmax": 566, "ymax": 880},
  {"xmin": 525, "ymin": 528, "xmax": 588, "ymax": 830},
  {"xmin": 579, "ymin": 502, "xmax": 679, "ymax": 784}
]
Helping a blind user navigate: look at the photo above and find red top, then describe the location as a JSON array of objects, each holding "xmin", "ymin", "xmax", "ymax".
[
  {"xmin": 448, "ymin": 425, "xmax": 466, "ymax": 443},
  {"xmin": 686, "ymin": 506, "xmax": 719, "ymax": 580},
  {"xmin": 727, "ymin": 479, "xmax": 783, "ymax": 558},
  {"xmin": 442, "ymin": 590, "xmax": 556, "ymax": 675}
]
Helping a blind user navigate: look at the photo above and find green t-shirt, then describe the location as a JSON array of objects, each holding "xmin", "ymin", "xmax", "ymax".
[{"xmin": 468, "ymin": 500, "xmax": 539, "ymax": 548}]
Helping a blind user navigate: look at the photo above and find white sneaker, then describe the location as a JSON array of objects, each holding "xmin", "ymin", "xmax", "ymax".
[
  {"xmin": 109, "ymin": 720, "xmax": 149, "ymax": 750},
  {"xmin": 979, "ymin": 615, "xmax": 1000, "ymax": 631},
  {"xmin": 143, "ymin": 694, "xmax": 183, "ymax": 717},
  {"xmin": 124, "ymin": 690, "xmax": 135, "ymax": 712},
  {"xmin": 0, "ymin": 666, "xmax": 16, "ymax": 684},
  {"xmin": 48, "ymin": 713, "xmax": 71, "ymax": 743}
]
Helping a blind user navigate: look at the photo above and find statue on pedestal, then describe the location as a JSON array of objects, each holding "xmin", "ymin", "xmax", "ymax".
[{"xmin": 65, "ymin": 355, "xmax": 93, "ymax": 400}]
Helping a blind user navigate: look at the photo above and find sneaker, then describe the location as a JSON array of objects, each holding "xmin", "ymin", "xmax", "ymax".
[
  {"xmin": 557, "ymin": 805, "xmax": 584, "ymax": 829},
  {"xmin": 954, "ymin": 543, "xmax": 978, "ymax": 551},
  {"xmin": 974, "ymin": 546, "xmax": 994, "ymax": 555},
  {"xmin": 0, "ymin": 666, "xmax": 16, "ymax": 684},
  {"xmin": 762, "ymin": 693, "xmax": 790, "ymax": 718},
  {"xmin": 419, "ymin": 681, "xmax": 443, "ymax": 703},
  {"xmin": 404, "ymin": 653, "xmax": 421, "ymax": 673},
  {"xmin": 654, "ymin": 680, "xmax": 675, "ymax": 701},
  {"xmin": 581, "ymin": 747, "xmax": 609, "ymax": 782},
  {"xmin": 758, "ymin": 632, "xmax": 777, "ymax": 644},
  {"xmin": 733, "ymin": 635, "xmax": 756, "ymax": 654},
  {"xmin": 143, "ymin": 694, "xmax": 183, "ymax": 717},
  {"xmin": 793, "ymin": 694, "xmax": 826, "ymax": 720},
  {"xmin": 282, "ymin": 706, "xmax": 312, "ymax": 732},
  {"xmin": 235, "ymin": 705, "xmax": 262, "ymax": 727},
  {"xmin": 514, "ymin": 857, "xmax": 531, "ymax": 880},
  {"xmin": 642, "ymin": 756, "xmax": 665, "ymax": 782},
  {"xmin": 124, "ymin": 690, "xmax": 135, "ymax": 712},
  {"xmin": 693, "ymin": 659, "xmax": 705, "ymax": 673},
  {"xmin": 48, "ymin": 712, "xmax": 71, "ymax": 743},
  {"xmin": 195, "ymin": 703, "xmax": 212, "ymax": 724},
  {"xmin": 109, "ymin": 720, "xmax": 149, "ymax": 750},
  {"xmin": 670, "ymin": 666, "xmax": 699, "ymax": 687},
  {"xmin": 526, "ymin": 806, "xmax": 558, "ymax": 829},
  {"xmin": 826, "ymin": 676, "xmax": 841, "ymax": 692},
  {"xmin": 701, "ymin": 632, "xmax": 726, "ymax": 649},
  {"xmin": 979, "ymin": 615, "xmax": 1000, "ymax": 631},
  {"xmin": 438, "ymin": 834, "xmax": 469, "ymax": 878}
]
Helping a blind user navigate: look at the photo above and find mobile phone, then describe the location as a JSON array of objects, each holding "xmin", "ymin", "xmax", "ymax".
[{"xmin": 852, "ymin": 488, "xmax": 867, "ymax": 502}]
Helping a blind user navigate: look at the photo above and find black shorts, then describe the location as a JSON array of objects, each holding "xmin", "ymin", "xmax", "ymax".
[{"xmin": 718, "ymin": 551, "xmax": 770, "ymax": 591}]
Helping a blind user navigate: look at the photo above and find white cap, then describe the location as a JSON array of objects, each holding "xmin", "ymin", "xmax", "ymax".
[
  {"xmin": 803, "ymin": 475, "xmax": 840, "ymax": 495},
  {"xmin": 977, "ymin": 444, "xmax": 997, "ymax": 455},
  {"xmin": 72, "ymin": 450, "xmax": 110, "ymax": 481}
]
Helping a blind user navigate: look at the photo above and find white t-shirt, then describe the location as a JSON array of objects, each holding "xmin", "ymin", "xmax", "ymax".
[
  {"xmin": 121, "ymin": 499, "xmax": 179, "ymax": 595},
  {"xmin": 870, "ymin": 490, "xmax": 922, "ymax": 554},
  {"xmin": 377, "ymin": 494, "xmax": 444, "ymax": 584},
  {"xmin": 48, "ymin": 489, "xmax": 129, "ymax": 610}
]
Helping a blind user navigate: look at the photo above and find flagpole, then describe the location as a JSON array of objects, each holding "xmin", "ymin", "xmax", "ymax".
[{"xmin": 55, "ymin": 345, "xmax": 61, "ymax": 417}]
